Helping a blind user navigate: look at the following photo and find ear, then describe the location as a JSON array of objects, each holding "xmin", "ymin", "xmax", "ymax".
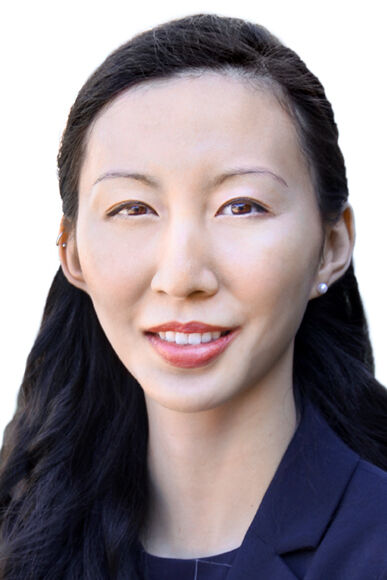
[
  {"xmin": 310, "ymin": 204, "xmax": 355, "ymax": 299},
  {"xmin": 57, "ymin": 216, "xmax": 89, "ymax": 293}
]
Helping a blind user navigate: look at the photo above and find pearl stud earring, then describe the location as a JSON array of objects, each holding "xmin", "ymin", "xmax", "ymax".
[{"xmin": 317, "ymin": 282, "xmax": 328, "ymax": 295}]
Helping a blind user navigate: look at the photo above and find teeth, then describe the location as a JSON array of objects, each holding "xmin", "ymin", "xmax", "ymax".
[
  {"xmin": 158, "ymin": 330, "xmax": 224, "ymax": 344},
  {"xmin": 175, "ymin": 332, "xmax": 188, "ymax": 345}
]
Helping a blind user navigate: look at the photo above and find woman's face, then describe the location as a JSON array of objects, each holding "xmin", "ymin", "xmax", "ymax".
[{"xmin": 68, "ymin": 72, "xmax": 325, "ymax": 412}]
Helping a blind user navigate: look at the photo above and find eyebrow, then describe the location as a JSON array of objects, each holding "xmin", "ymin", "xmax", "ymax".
[{"xmin": 92, "ymin": 167, "xmax": 289, "ymax": 190}]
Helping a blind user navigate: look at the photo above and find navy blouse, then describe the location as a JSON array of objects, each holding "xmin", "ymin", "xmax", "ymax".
[{"xmin": 140, "ymin": 544, "xmax": 240, "ymax": 579}]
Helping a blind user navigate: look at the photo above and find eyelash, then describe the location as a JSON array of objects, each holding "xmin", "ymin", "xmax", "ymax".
[{"xmin": 107, "ymin": 198, "xmax": 269, "ymax": 218}]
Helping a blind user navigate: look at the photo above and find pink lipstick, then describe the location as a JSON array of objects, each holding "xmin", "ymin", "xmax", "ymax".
[
  {"xmin": 145, "ymin": 321, "xmax": 232, "ymax": 333},
  {"xmin": 144, "ymin": 327, "xmax": 240, "ymax": 369}
]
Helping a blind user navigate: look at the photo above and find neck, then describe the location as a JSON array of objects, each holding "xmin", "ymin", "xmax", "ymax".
[{"xmin": 140, "ymin": 355, "xmax": 299, "ymax": 558}]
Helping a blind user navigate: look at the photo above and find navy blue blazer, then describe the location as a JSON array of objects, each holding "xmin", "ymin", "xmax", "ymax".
[{"xmin": 221, "ymin": 395, "xmax": 387, "ymax": 579}]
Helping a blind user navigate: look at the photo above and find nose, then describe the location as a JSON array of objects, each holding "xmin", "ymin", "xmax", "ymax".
[{"xmin": 150, "ymin": 218, "xmax": 219, "ymax": 299}]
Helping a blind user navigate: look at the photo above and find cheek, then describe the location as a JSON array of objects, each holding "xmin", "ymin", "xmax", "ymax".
[
  {"xmin": 75, "ymin": 221, "xmax": 157, "ymax": 316},
  {"xmin": 216, "ymin": 216, "xmax": 322, "ymax": 318}
]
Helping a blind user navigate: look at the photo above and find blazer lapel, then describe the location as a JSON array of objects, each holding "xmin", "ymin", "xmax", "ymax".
[{"xmin": 228, "ymin": 396, "xmax": 360, "ymax": 579}]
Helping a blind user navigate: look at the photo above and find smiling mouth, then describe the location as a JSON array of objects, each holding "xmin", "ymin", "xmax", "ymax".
[
  {"xmin": 144, "ymin": 328, "xmax": 239, "ymax": 368},
  {"xmin": 145, "ymin": 329, "xmax": 231, "ymax": 345}
]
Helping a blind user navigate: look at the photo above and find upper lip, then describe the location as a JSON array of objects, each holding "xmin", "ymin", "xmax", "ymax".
[{"xmin": 145, "ymin": 321, "xmax": 235, "ymax": 333}]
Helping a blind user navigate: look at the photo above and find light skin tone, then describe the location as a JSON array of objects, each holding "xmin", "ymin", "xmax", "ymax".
[{"xmin": 60, "ymin": 72, "xmax": 354, "ymax": 558}]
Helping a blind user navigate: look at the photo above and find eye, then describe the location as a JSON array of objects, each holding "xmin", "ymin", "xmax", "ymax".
[
  {"xmin": 216, "ymin": 198, "xmax": 269, "ymax": 217},
  {"xmin": 106, "ymin": 201, "xmax": 157, "ymax": 217}
]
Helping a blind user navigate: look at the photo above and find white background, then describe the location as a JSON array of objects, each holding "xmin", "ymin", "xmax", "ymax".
[{"xmin": 0, "ymin": 0, "xmax": 386, "ymax": 442}]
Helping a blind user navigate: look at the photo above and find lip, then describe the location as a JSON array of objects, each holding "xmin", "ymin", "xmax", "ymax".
[
  {"xmin": 145, "ymin": 327, "xmax": 240, "ymax": 369},
  {"xmin": 145, "ymin": 321, "xmax": 233, "ymax": 333}
]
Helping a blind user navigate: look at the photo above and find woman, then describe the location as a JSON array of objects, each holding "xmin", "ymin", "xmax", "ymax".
[{"xmin": 0, "ymin": 13, "xmax": 386, "ymax": 580}]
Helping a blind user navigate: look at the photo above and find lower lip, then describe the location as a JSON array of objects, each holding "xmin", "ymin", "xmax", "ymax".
[{"xmin": 145, "ymin": 329, "xmax": 240, "ymax": 369}]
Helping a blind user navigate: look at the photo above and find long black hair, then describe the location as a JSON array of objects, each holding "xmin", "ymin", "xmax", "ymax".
[{"xmin": 1, "ymin": 13, "xmax": 386, "ymax": 579}]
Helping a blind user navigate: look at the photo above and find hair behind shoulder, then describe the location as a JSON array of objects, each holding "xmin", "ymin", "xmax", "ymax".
[
  {"xmin": 0, "ymin": 269, "xmax": 148, "ymax": 577},
  {"xmin": 1, "ymin": 13, "xmax": 386, "ymax": 579}
]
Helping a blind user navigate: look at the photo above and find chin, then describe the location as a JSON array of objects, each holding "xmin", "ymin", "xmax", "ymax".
[{"xmin": 144, "ymin": 387, "xmax": 233, "ymax": 414}]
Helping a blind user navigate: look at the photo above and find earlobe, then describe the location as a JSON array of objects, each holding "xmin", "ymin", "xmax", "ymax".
[
  {"xmin": 310, "ymin": 204, "xmax": 355, "ymax": 299},
  {"xmin": 57, "ymin": 217, "xmax": 88, "ymax": 293}
]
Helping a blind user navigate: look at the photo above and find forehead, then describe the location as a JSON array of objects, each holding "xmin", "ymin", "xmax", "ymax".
[{"xmin": 80, "ymin": 72, "xmax": 310, "ymax": 192}]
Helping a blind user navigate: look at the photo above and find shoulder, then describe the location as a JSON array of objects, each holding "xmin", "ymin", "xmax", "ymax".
[
  {"xmin": 298, "ymin": 398, "xmax": 387, "ymax": 577},
  {"xmin": 339, "ymin": 457, "xmax": 387, "ymax": 524},
  {"xmin": 350, "ymin": 457, "xmax": 387, "ymax": 497},
  {"xmin": 337, "ymin": 457, "xmax": 387, "ymax": 538},
  {"xmin": 310, "ymin": 457, "xmax": 387, "ymax": 578}
]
